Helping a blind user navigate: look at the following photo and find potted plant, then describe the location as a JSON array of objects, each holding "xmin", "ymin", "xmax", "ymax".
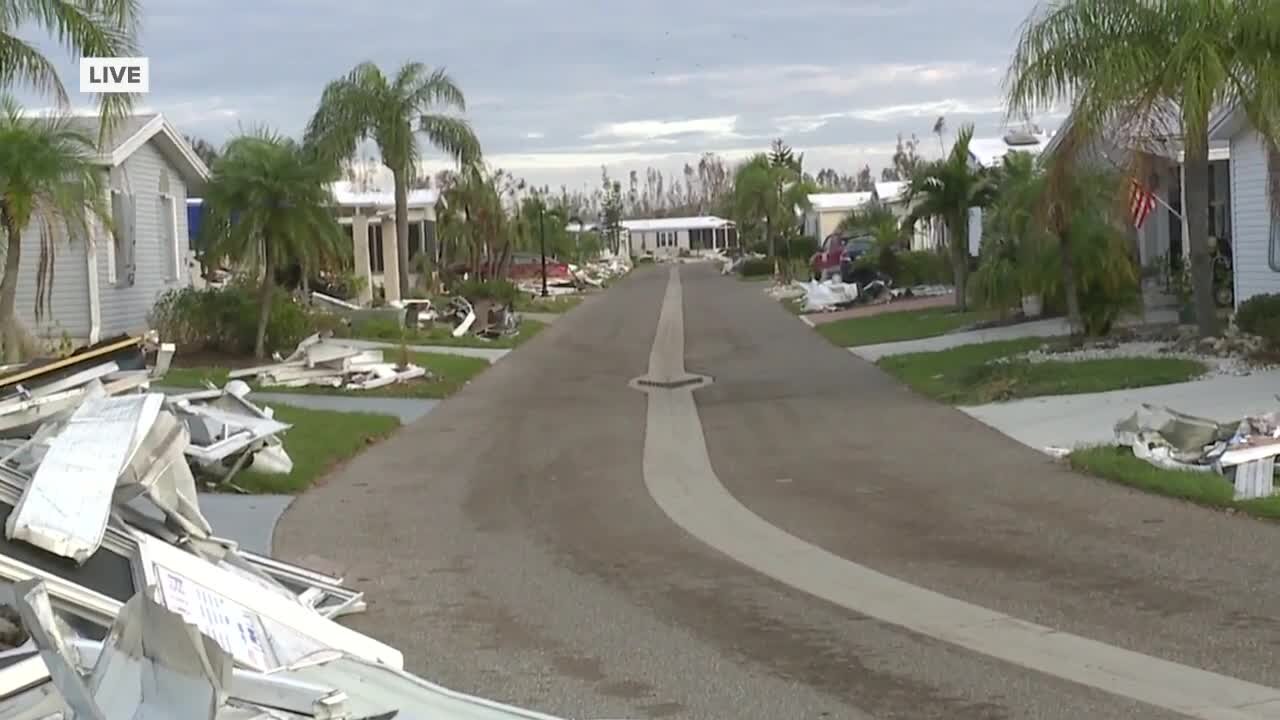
[{"xmin": 1016, "ymin": 233, "xmax": 1056, "ymax": 319}]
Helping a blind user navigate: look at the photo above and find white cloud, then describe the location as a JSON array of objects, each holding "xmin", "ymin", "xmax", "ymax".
[
  {"xmin": 647, "ymin": 62, "xmax": 1000, "ymax": 103},
  {"xmin": 585, "ymin": 115, "xmax": 740, "ymax": 141},
  {"xmin": 524, "ymin": 131, "xmax": 545, "ymax": 139},
  {"xmin": 774, "ymin": 97, "xmax": 1007, "ymax": 133}
]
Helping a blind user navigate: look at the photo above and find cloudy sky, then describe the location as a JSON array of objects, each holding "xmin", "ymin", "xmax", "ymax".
[{"xmin": 25, "ymin": 0, "xmax": 1064, "ymax": 191}]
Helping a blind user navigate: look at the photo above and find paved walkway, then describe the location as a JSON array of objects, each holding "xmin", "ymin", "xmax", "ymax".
[
  {"xmin": 340, "ymin": 338, "xmax": 510, "ymax": 362},
  {"xmin": 851, "ymin": 309, "xmax": 1180, "ymax": 361},
  {"xmin": 962, "ymin": 369, "xmax": 1280, "ymax": 452},
  {"xmin": 250, "ymin": 392, "xmax": 437, "ymax": 424},
  {"xmin": 275, "ymin": 264, "xmax": 1280, "ymax": 719}
]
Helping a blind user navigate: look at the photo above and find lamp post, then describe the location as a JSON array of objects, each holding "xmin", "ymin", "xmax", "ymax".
[{"xmin": 537, "ymin": 202, "xmax": 549, "ymax": 297}]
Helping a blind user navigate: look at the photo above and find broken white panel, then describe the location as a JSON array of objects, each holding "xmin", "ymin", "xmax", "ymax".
[
  {"xmin": 0, "ymin": 680, "xmax": 66, "ymax": 720},
  {"xmin": 150, "ymin": 343, "xmax": 176, "ymax": 378},
  {"xmin": 7, "ymin": 394, "xmax": 163, "ymax": 564},
  {"xmin": 87, "ymin": 592, "xmax": 231, "ymax": 720},
  {"xmin": 3, "ymin": 579, "xmax": 105, "ymax": 720},
  {"xmin": 346, "ymin": 364, "xmax": 426, "ymax": 390},
  {"xmin": 138, "ymin": 536, "xmax": 403, "ymax": 671},
  {"xmin": 115, "ymin": 410, "xmax": 214, "ymax": 538},
  {"xmin": 285, "ymin": 653, "xmax": 571, "ymax": 720},
  {"xmin": 1234, "ymin": 456, "xmax": 1276, "ymax": 501},
  {"xmin": 311, "ymin": 292, "xmax": 360, "ymax": 311},
  {"xmin": 301, "ymin": 341, "xmax": 361, "ymax": 368},
  {"xmin": 248, "ymin": 444, "xmax": 293, "ymax": 475},
  {"xmin": 452, "ymin": 305, "xmax": 477, "ymax": 337},
  {"xmin": 174, "ymin": 399, "xmax": 290, "ymax": 465}
]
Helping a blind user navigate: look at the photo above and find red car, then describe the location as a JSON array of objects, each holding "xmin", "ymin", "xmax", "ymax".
[{"xmin": 811, "ymin": 233, "xmax": 875, "ymax": 282}]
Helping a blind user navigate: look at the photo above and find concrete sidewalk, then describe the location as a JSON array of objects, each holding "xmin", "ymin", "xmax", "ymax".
[
  {"xmin": 341, "ymin": 338, "xmax": 509, "ymax": 363},
  {"xmin": 961, "ymin": 369, "xmax": 1280, "ymax": 452},
  {"xmin": 850, "ymin": 309, "xmax": 1180, "ymax": 361}
]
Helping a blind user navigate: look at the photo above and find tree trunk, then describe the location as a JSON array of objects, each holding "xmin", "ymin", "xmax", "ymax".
[
  {"xmin": 1182, "ymin": 134, "xmax": 1220, "ymax": 337},
  {"xmin": 392, "ymin": 167, "xmax": 411, "ymax": 297},
  {"xmin": 254, "ymin": 244, "xmax": 275, "ymax": 360},
  {"xmin": 948, "ymin": 212, "xmax": 968, "ymax": 311},
  {"xmin": 1056, "ymin": 227, "xmax": 1083, "ymax": 337},
  {"xmin": 0, "ymin": 209, "xmax": 25, "ymax": 363}
]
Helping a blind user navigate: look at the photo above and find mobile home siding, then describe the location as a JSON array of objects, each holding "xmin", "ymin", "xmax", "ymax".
[
  {"xmin": 13, "ymin": 222, "xmax": 91, "ymax": 344},
  {"xmin": 1228, "ymin": 130, "xmax": 1280, "ymax": 307},
  {"xmin": 96, "ymin": 140, "xmax": 192, "ymax": 336}
]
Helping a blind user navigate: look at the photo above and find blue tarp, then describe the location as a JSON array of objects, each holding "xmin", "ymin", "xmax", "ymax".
[{"xmin": 186, "ymin": 199, "xmax": 204, "ymax": 250}]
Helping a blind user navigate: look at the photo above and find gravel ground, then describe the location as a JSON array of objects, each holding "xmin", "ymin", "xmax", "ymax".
[{"xmin": 1002, "ymin": 340, "xmax": 1267, "ymax": 378}]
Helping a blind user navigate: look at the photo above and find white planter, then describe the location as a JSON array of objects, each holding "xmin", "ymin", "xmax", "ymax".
[{"xmin": 1021, "ymin": 293, "xmax": 1043, "ymax": 318}]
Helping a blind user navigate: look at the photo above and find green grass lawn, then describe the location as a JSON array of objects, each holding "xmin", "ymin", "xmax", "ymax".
[
  {"xmin": 348, "ymin": 318, "xmax": 546, "ymax": 349},
  {"xmin": 163, "ymin": 351, "xmax": 489, "ymax": 400},
  {"xmin": 514, "ymin": 295, "xmax": 582, "ymax": 313},
  {"xmin": 1068, "ymin": 446, "xmax": 1280, "ymax": 520},
  {"xmin": 816, "ymin": 307, "xmax": 995, "ymax": 347},
  {"xmin": 878, "ymin": 338, "xmax": 1208, "ymax": 405},
  {"xmin": 233, "ymin": 404, "xmax": 400, "ymax": 494}
]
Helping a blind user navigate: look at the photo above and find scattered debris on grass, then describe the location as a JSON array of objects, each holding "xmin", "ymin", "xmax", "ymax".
[
  {"xmin": 1113, "ymin": 403, "xmax": 1280, "ymax": 500},
  {"xmin": 228, "ymin": 333, "xmax": 428, "ymax": 390}
]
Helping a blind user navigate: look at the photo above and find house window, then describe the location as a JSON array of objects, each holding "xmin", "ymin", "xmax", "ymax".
[
  {"xmin": 158, "ymin": 194, "xmax": 179, "ymax": 281},
  {"xmin": 369, "ymin": 223, "xmax": 385, "ymax": 274},
  {"xmin": 111, "ymin": 190, "xmax": 136, "ymax": 287}
]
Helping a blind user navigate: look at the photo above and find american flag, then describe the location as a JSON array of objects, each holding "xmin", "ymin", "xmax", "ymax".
[{"xmin": 1129, "ymin": 179, "xmax": 1158, "ymax": 229}]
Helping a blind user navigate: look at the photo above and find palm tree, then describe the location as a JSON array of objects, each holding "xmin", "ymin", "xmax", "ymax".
[
  {"xmin": 200, "ymin": 131, "xmax": 348, "ymax": 359},
  {"xmin": 185, "ymin": 134, "xmax": 219, "ymax": 167},
  {"xmin": 904, "ymin": 124, "xmax": 997, "ymax": 311},
  {"xmin": 0, "ymin": 97, "xmax": 109, "ymax": 362},
  {"xmin": 306, "ymin": 62, "xmax": 481, "ymax": 298},
  {"xmin": 732, "ymin": 153, "xmax": 815, "ymax": 264},
  {"xmin": 1005, "ymin": 0, "xmax": 1280, "ymax": 338},
  {"xmin": 0, "ymin": 0, "xmax": 141, "ymax": 140}
]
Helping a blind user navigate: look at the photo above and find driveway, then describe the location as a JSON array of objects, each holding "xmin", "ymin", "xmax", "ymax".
[{"xmin": 275, "ymin": 263, "xmax": 1280, "ymax": 720}]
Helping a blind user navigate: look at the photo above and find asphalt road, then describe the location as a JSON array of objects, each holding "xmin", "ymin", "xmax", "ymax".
[{"xmin": 275, "ymin": 262, "xmax": 1280, "ymax": 720}]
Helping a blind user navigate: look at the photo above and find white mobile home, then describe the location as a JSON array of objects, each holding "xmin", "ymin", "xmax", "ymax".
[
  {"xmin": 14, "ymin": 114, "xmax": 209, "ymax": 348},
  {"xmin": 623, "ymin": 216, "xmax": 737, "ymax": 258},
  {"xmin": 1211, "ymin": 105, "xmax": 1280, "ymax": 309}
]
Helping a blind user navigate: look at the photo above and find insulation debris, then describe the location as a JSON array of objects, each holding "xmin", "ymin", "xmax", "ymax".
[
  {"xmin": 1114, "ymin": 404, "xmax": 1280, "ymax": 500},
  {"xmin": 798, "ymin": 279, "xmax": 860, "ymax": 313},
  {"xmin": 228, "ymin": 334, "xmax": 428, "ymax": 390}
]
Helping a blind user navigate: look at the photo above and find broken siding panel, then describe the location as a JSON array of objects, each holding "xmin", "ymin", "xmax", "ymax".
[
  {"xmin": 12, "ymin": 219, "xmax": 91, "ymax": 345},
  {"xmin": 1229, "ymin": 130, "xmax": 1280, "ymax": 307},
  {"xmin": 97, "ymin": 141, "xmax": 193, "ymax": 337}
]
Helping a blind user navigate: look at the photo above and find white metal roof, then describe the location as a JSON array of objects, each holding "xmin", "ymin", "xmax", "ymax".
[
  {"xmin": 874, "ymin": 181, "xmax": 907, "ymax": 203},
  {"xmin": 330, "ymin": 181, "xmax": 439, "ymax": 209},
  {"xmin": 620, "ymin": 216, "xmax": 734, "ymax": 231},
  {"xmin": 807, "ymin": 192, "xmax": 874, "ymax": 211},
  {"xmin": 968, "ymin": 133, "xmax": 1051, "ymax": 168}
]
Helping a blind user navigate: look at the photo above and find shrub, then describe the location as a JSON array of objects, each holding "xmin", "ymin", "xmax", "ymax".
[
  {"xmin": 738, "ymin": 257, "xmax": 774, "ymax": 277},
  {"xmin": 783, "ymin": 235, "xmax": 819, "ymax": 260},
  {"xmin": 150, "ymin": 282, "xmax": 315, "ymax": 356},
  {"xmin": 895, "ymin": 251, "xmax": 951, "ymax": 286},
  {"xmin": 455, "ymin": 278, "xmax": 519, "ymax": 306},
  {"xmin": 1236, "ymin": 294, "xmax": 1280, "ymax": 349}
]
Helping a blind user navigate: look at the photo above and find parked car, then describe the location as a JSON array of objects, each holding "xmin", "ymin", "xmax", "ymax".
[{"xmin": 838, "ymin": 237, "xmax": 876, "ymax": 281}]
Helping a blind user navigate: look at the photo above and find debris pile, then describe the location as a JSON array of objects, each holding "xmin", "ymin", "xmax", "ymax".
[
  {"xmin": 1115, "ymin": 404, "xmax": 1280, "ymax": 499},
  {"xmin": 0, "ymin": 337, "xmax": 295, "ymax": 488},
  {"xmin": 229, "ymin": 333, "xmax": 427, "ymax": 390},
  {"xmin": 0, "ymin": 337, "xmax": 568, "ymax": 719}
]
